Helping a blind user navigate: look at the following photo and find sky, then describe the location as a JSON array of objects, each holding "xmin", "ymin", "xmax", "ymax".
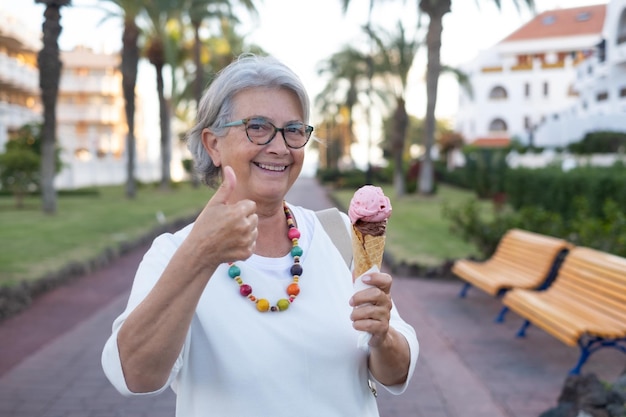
[{"xmin": 0, "ymin": 0, "xmax": 609, "ymax": 166}]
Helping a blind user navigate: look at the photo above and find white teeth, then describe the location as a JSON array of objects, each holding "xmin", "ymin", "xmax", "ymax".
[{"xmin": 257, "ymin": 163, "xmax": 286, "ymax": 172}]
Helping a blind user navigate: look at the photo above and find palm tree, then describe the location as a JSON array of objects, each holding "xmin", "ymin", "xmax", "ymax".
[
  {"xmin": 342, "ymin": 0, "xmax": 535, "ymax": 195},
  {"xmin": 143, "ymin": 0, "xmax": 179, "ymax": 190},
  {"xmin": 180, "ymin": 0, "xmax": 255, "ymax": 187},
  {"xmin": 184, "ymin": 0, "xmax": 256, "ymax": 107},
  {"xmin": 316, "ymin": 47, "xmax": 375, "ymax": 170},
  {"xmin": 364, "ymin": 21, "xmax": 420, "ymax": 197},
  {"xmin": 36, "ymin": 0, "xmax": 71, "ymax": 214},
  {"xmin": 98, "ymin": 0, "xmax": 145, "ymax": 199}
]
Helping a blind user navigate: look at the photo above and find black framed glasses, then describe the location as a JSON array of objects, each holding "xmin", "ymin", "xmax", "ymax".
[{"xmin": 224, "ymin": 117, "xmax": 314, "ymax": 149}]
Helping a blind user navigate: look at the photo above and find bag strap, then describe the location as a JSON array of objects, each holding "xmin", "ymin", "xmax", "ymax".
[
  {"xmin": 316, "ymin": 207, "xmax": 352, "ymax": 268},
  {"xmin": 315, "ymin": 207, "xmax": 377, "ymax": 397}
]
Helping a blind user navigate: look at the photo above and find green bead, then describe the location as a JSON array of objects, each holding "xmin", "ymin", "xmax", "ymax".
[
  {"xmin": 291, "ymin": 246, "xmax": 303, "ymax": 257},
  {"xmin": 228, "ymin": 265, "xmax": 241, "ymax": 278},
  {"xmin": 277, "ymin": 299, "xmax": 290, "ymax": 311}
]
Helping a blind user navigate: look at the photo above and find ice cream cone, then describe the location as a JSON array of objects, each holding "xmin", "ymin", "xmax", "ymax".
[{"xmin": 352, "ymin": 226, "xmax": 386, "ymax": 279}]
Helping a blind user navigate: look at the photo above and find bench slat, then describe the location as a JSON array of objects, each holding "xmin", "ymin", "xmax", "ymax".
[
  {"xmin": 503, "ymin": 246, "xmax": 626, "ymax": 351},
  {"xmin": 452, "ymin": 229, "xmax": 570, "ymax": 296}
]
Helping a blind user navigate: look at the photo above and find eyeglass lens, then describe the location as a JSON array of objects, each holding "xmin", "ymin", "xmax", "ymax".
[{"xmin": 246, "ymin": 118, "xmax": 311, "ymax": 148}]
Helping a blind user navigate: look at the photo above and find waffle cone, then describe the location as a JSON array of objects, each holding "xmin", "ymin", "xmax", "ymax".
[{"xmin": 351, "ymin": 226, "xmax": 386, "ymax": 279}]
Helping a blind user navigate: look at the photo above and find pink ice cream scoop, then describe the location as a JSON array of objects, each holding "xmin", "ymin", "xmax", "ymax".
[{"xmin": 348, "ymin": 185, "xmax": 392, "ymax": 224}]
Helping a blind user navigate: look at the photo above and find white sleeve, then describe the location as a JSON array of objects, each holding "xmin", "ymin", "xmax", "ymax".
[
  {"xmin": 374, "ymin": 300, "xmax": 419, "ymax": 395},
  {"xmin": 101, "ymin": 227, "xmax": 192, "ymax": 396}
]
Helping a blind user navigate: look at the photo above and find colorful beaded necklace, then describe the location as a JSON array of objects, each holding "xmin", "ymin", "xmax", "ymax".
[{"xmin": 227, "ymin": 202, "xmax": 303, "ymax": 312}]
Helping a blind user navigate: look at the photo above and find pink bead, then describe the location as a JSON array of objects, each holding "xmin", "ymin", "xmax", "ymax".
[
  {"xmin": 288, "ymin": 228, "xmax": 301, "ymax": 240},
  {"xmin": 240, "ymin": 284, "xmax": 252, "ymax": 297}
]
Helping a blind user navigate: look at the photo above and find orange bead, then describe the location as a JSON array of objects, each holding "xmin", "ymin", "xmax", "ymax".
[{"xmin": 286, "ymin": 283, "xmax": 300, "ymax": 296}]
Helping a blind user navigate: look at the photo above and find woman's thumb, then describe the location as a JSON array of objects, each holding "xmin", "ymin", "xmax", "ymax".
[{"xmin": 210, "ymin": 166, "xmax": 236, "ymax": 205}]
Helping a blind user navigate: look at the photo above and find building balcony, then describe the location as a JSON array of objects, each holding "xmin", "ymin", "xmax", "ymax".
[
  {"xmin": 60, "ymin": 76, "xmax": 122, "ymax": 95},
  {"xmin": 0, "ymin": 102, "xmax": 41, "ymax": 129},
  {"xmin": 0, "ymin": 54, "xmax": 38, "ymax": 93},
  {"xmin": 57, "ymin": 104, "xmax": 123, "ymax": 124}
]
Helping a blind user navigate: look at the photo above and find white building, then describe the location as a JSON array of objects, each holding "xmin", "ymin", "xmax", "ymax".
[
  {"xmin": 455, "ymin": 3, "xmax": 609, "ymax": 148},
  {"xmin": 0, "ymin": 12, "xmax": 160, "ymax": 189},
  {"xmin": 533, "ymin": 0, "xmax": 626, "ymax": 148},
  {"xmin": 55, "ymin": 46, "xmax": 159, "ymax": 188},
  {"xmin": 0, "ymin": 13, "xmax": 41, "ymax": 151}
]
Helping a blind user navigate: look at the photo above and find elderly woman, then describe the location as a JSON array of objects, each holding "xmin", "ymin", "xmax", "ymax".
[{"xmin": 102, "ymin": 54, "xmax": 418, "ymax": 417}]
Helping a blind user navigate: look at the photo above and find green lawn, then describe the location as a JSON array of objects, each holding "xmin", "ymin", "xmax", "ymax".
[
  {"xmin": 0, "ymin": 185, "xmax": 211, "ymax": 286},
  {"xmin": 0, "ymin": 181, "xmax": 486, "ymax": 287},
  {"xmin": 332, "ymin": 184, "xmax": 486, "ymax": 267}
]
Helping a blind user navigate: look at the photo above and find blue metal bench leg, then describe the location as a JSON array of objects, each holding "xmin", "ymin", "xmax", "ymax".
[
  {"xmin": 569, "ymin": 348, "xmax": 590, "ymax": 375},
  {"xmin": 494, "ymin": 306, "xmax": 509, "ymax": 323},
  {"xmin": 458, "ymin": 283, "xmax": 471, "ymax": 298},
  {"xmin": 569, "ymin": 337, "xmax": 626, "ymax": 375},
  {"xmin": 516, "ymin": 320, "xmax": 531, "ymax": 338}
]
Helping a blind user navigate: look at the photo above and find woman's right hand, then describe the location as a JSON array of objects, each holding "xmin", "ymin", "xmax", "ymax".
[{"xmin": 187, "ymin": 166, "xmax": 258, "ymax": 271}]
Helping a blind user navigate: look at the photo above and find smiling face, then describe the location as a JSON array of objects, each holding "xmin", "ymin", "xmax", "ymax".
[{"xmin": 202, "ymin": 87, "xmax": 306, "ymax": 206}]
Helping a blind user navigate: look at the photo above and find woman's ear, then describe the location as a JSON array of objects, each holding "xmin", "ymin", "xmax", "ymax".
[{"xmin": 201, "ymin": 128, "xmax": 221, "ymax": 167}]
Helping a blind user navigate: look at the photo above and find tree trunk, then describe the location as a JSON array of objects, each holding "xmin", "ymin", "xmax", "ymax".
[
  {"xmin": 190, "ymin": 22, "xmax": 202, "ymax": 188},
  {"xmin": 156, "ymin": 64, "xmax": 171, "ymax": 190},
  {"xmin": 391, "ymin": 98, "xmax": 409, "ymax": 197},
  {"xmin": 418, "ymin": 0, "xmax": 451, "ymax": 195},
  {"xmin": 38, "ymin": 4, "xmax": 64, "ymax": 214},
  {"xmin": 122, "ymin": 20, "xmax": 140, "ymax": 199}
]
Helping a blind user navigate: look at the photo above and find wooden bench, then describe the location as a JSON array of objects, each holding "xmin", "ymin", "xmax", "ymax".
[
  {"xmin": 452, "ymin": 229, "xmax": 571, "ymax": 321},
  {"xmin": 503, "ymin": 246, "xmax": 626, "ymax": 374}
]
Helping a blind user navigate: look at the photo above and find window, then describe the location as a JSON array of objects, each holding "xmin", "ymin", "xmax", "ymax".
[
  {"xmin": 489, "ymin": 86, "xmax": 508, "ymax": 100},
  {"xmin": 576, "ymin": 12, "xmax": 591, "ymax": 22},
  {"xmin": 75, "ymin": 122, "xmax": 88, "ymax": 136},
  {"xmin": 75, "ymin": 68, "xmax": 89, "ymax": 77},
  {"xmin": 524, "ymin": 83, "xmax": 530, "ymax": 98},
  {"xmin": 596, "ymin": 91, "xmax": 609, "ymax": 101},
  {"xmin": 596, "ymin": 39, "xmax": 606, "ymax": 63},
  {"xmin": 542, "ymin": 15, "xmax": 556, "ymax": 25},
  {"xmin": 620, "ymin": 87, "xmax": 626, "ymax": 98},
  {"xmin": 489, "ymin": 118, "xmax": 508, "ymax": 132},
  {"xmin": 524, "ymin": 116, "xmax": 531, "ymax": 129},
  {"xmin": 618, "ymin": 8, "xmax": 626, "ymax": 44},
  {"xmin": 543, "ymin": 82, "xmax": 549, "ymax": 97}
]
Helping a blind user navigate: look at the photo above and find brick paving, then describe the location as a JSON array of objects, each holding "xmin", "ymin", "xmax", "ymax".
[{"xmin": 1, "ymin": 176, "xmax": 624, "ymax": 417}]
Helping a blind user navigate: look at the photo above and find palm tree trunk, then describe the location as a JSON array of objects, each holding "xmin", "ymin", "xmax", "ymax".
[
  {"xmin": 122, "ymin": 20, "xmax": 140, "ymax": 199},
  {"xmin": 392, "ymin": 99, "xmax": 409, "ymax": 197},
  {"xmin": 190, "ymin": 22, "xmax": 203, "ymax": 188},
  {"xmin": 156, "ymin": 64, "xmax": 171, "ymax": 189},
  {"xmin": 38, "ymin": 4, "xmax": 64, "ymax": 214},
  {"xmin": 418, "ymin": 0, "xmax": 451, "ymax": 195}
]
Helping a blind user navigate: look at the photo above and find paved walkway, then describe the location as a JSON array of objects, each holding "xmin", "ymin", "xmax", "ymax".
[{"xmin": 1, "ymin": 177, "xmax": 624, "ymax": 417}]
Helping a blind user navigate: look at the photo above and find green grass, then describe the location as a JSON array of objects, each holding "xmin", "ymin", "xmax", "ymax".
[
  {"xmin": 0, "ymin": 184, "xmax": 212, "ymax": 286},
  {"xmin": 0, "ymin": 181, "xmax": 488, "ymax": 287},
  {"xmin": 332, "ymin": 184, "xmax": 487, "ymax": 267}
]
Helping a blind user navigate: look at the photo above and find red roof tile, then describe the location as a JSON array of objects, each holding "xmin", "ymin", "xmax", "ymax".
[
  {"xmin": 471, "ymin": 137, "xmax": 511, "ymax": 148},
  {"xmin": 501, "ymin": 4, "xmax": 606, "ymax": 42}
]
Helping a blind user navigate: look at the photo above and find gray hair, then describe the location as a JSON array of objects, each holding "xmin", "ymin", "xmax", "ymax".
[{"xmin": 185, "ymin": 54, "xmax": 311, "ymax": 188}]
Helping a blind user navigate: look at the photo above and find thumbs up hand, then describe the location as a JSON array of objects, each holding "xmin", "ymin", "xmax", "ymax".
[{"xmin": 186, "ymin": 166, "xmax": 258, "ymax": 270}]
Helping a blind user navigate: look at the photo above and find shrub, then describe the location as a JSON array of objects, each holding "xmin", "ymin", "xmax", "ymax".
[
  {"xmin": 0, "ymin": 148, "xmax": 40, "ymax": 208},
  {"xmin": 443, "ymin": 196, "xmax": 626, "ymax": 259},
  {"xmin": 567, "ymin": 130, "xmax": 626, "ymax": 154}
]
